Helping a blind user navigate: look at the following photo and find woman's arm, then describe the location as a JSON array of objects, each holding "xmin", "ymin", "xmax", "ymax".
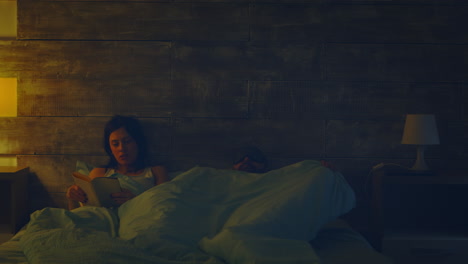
[
  {"xmin": 88, "ymin": 167, "xmax": 107, "ymax": 179},
  {"xmin": 152, "ymin": 165, "xmax": 169, "ymax": 185}
]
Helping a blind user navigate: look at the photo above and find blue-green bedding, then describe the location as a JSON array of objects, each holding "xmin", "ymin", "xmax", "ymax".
[{"xmin": 19, "ymin": 160, "xmax": 356, "ymax": 264}]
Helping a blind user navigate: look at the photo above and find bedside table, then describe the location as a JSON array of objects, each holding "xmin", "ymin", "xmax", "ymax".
[
  {"xmin": 371, "ymin": 167, "xmax": 468, "ymax": 264},
  {"xmin": 0, "ymin": 166, "xmax": 29, "ymax": 233}
]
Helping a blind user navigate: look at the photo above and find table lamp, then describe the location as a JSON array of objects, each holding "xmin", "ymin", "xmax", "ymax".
[{"xmin": 401, "ymin": 114, "xmax": 439, "ymax": 171}]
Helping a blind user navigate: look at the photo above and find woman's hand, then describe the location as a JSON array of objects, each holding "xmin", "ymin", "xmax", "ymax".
[
  {"xmin": 110, "ymin": 188, "xmax": 135, "ymax": 205},
  {"xmin": 66, "ymin": 184, "xmax": 88, "ymax": 203}
]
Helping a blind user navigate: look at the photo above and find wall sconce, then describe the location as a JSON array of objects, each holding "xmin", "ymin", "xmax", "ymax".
[
  {"xmin": 401, "ymin": 114, "xmax": 439, "ymax": 171},
  {"xmin": 0, "ymin": 0, "xmax": 17, "ymax": 39},
  {"xmin": 0, "ymin": 78, "xmax": 17, "ymax": 117},
  {"xmin": 0, "ymin": 77, "xmax": 18, "ymax": 166}
]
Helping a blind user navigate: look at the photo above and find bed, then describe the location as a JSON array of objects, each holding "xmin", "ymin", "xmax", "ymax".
[{"xmin": 0, "ymin": 160, "xmax": 393, "ymax": 264}]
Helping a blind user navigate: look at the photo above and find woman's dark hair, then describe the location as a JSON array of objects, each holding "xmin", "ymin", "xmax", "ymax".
[
  {"xmin": 233, "ymin": 146, "xmax": 268, "ymax": 167},
  {"xmin": 103, "ymin": 115, "xmax": 148, "ymax": 170}
]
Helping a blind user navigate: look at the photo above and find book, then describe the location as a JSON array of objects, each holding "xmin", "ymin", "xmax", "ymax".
[{"xmin": 72, "ymin": 172, "xmax": 122, "ymax": 207}]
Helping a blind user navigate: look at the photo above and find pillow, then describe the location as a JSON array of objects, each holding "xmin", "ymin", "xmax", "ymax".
[{"xmin": 75, "ymin": 160, "xmax": 96, "ymax": 175}]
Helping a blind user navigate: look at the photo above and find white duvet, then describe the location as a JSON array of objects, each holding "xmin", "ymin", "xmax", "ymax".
[{"xmin": 19, "ymin": 160, "xmax": 356, "ymax": 264}]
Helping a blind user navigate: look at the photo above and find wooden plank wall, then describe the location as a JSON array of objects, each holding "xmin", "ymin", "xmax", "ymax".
[{"xmin": 1, "ymin": 0, "xmax": 468, "ymax": 234}]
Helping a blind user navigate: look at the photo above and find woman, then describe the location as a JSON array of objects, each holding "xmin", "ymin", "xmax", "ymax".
[{"xmin": 66, "ymin": 115, "xmax": 169, "ymax": 210}]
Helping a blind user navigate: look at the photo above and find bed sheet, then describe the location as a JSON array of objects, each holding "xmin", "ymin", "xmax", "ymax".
[
  {"xmin": 312, "ymin": 219, "xmax": 394, "ymax": 264},
  {"xmin": 0, "ymin": 220, "xmax": 393, "ymax": 264},
  {"xmin": 0, "ymin": 229, "xmax": 28, "ymax": 264}
]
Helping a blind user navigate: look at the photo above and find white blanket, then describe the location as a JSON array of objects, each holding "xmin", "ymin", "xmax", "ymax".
[{"xmin": 20, "ymin": 160, "xmax": 356, "ymax": 264}]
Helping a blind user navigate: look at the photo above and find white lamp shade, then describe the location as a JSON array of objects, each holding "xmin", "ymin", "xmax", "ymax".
[{"xmin": 401, "ymin": 114, "xmax": 440, "ymax": 145}]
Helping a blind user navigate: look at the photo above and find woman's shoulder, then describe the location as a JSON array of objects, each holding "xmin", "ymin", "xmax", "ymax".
[
  {"xmin": 150, "ymin": 165, "xmax": 167, "ymax": 175},
  {"xmin": 88, "ymin": 167, "xmax": 108, "ymax": 179},
  {"xmin": 150, "ymin": 165, "xmax": 169, "ymax": 184}
]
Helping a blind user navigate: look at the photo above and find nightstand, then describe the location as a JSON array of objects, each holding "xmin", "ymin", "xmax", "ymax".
[
  {"xmin": 0, "ymin": 166, "xmax": 29, "ymax": 234},
  {"xmin": 371, "ymin": 167, "xmax": 468, "ymax": 264}
]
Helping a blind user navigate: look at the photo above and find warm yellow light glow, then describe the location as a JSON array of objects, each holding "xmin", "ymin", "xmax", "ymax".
[
  {"xmin": 0, "ymin": 78, "xmax": 17, "ymax": 116},
  {"xmin": 0, "ymin": 1, "xmax": 17, "ymax": 39},
  {"xmin": 0, "ymin": 156, "xmax": 17, "ymax": 166}
]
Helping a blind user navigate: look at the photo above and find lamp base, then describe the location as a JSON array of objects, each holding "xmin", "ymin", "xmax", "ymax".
[{"xmin": 410, "ymin": 145, "xmax": 432, "ymax": 172}]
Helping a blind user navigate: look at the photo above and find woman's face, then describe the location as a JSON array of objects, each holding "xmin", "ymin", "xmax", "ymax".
[
  {"xmin": 233, "ymin": 156, "xmax": 266, "ymax": 173},
  {"xmin": 109, "ymin": 127, "xmax": 139, "ymax": 167}
]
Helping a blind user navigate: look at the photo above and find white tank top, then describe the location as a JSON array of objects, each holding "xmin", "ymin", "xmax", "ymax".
[{"xmin": 104, "ymin": 167, "xmax": 155, "ymax": 192}]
